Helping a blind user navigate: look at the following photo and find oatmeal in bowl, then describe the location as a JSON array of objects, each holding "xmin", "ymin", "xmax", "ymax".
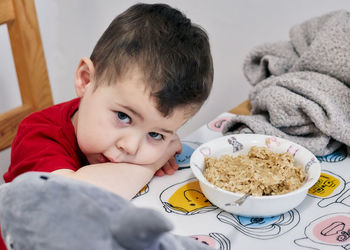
[{"xmin": 190, "ymin": 134, "xmax": 321, "ymax": 217}]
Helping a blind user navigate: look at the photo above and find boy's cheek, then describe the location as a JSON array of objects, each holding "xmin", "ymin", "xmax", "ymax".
[
  {"xmin": 138, "ymin": 152, "xmax": 162, "ymax": 165},
  {"xmin": 135, "ymin": 146, "xmax": 168, "ymax": 165},
  {"xmin": 76, "ymin": 129, "xmax": 111, "ymax": 152}
]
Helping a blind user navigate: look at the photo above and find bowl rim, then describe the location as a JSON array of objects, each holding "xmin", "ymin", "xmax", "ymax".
[{"xmin": 190, "ymin": 134, "xmax": 321, "ymax": 200}]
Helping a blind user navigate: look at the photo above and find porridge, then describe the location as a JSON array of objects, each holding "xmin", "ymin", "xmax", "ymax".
[{"xmin": 203, "ymin": 146, "xmax": 306, "ymax": 196}]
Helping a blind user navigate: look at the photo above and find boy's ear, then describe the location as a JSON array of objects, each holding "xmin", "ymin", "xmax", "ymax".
[{"xmin": 74, "ymin": 57, "xmax": 95, "ymax": 97}]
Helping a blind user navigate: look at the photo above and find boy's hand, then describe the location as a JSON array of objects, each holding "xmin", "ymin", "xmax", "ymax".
[
  {"xmin": 154, "ymin": 134, "xmax": 182, "ymax": 177},
  {"xmin": 154, "ymin": 156, "xmax": 178, "ymax": 176}
]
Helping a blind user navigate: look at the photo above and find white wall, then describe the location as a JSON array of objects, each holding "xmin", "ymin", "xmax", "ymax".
[
  {"xmin": 1, "ymin": 1, "xmax": 350, "ymax": 177},
  {"xmin": 28, "ymin": 0, "xmax": 350, "ymax": 136}
]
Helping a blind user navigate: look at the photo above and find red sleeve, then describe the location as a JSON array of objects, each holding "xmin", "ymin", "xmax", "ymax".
[
  {"xmin": 0, "ymin": 230, "xmax": 6, "ymax": 250},
  {"xmin": 4, "ymin": 117, "xmax": 80, "ymax": 183}
]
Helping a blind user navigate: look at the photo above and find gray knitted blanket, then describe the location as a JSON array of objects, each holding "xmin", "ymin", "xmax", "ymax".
[{"xmin": 223, "ymin": 10, "xmax": 350, "ymax": 156}]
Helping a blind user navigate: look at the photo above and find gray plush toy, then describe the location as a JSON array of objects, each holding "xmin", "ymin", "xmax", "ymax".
[{"xmin": 0, "ymin": 172, "xmax": 212, "ymax": 250}]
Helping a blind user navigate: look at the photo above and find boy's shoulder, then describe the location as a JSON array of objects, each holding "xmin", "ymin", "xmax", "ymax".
[{"xmin": 21, "ymin": 98, "xmax": 80, "ymax": 127}]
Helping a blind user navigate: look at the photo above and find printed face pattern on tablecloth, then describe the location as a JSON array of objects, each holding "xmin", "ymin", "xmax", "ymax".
[
  {"xmin": 190, "ymin": 233, "xmax": 231, "ymax": 250},
  {"xmin": 175, "ymin": 141, "xmax": 202, "ymax": 168},
  {"xmin": 295, "ymin": 213, "xmax": 350, "ymax": 249},
  {"xmin": 316, "ymin": 145, "xmax": 348, "ymax": 163},
  {"xmin": 308, "ymin": 170, "xmax": 350, "ymax": 208},
  {"xmin": 216, "ymin": 209, "xmax": 300, "ymax": 240},
  {"xmin": 207, "ymin": 116, "xmax": 233, "ymax": 132},
  {"xmin": 133, "ymin": 184, "xmax": 149, "ymax": 199},
  {"xmin": 159, "ymin": 178, "xmax": 218, "ymax": 215}
]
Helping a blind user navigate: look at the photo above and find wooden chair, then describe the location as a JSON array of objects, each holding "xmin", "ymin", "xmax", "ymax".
[
  {"xmin": 0, "ymin": 0, "xmax": 53, "ymax": 150},
  {"xmin": 229, "ymin": 100, "xmax": 251, "ymax": 115}
]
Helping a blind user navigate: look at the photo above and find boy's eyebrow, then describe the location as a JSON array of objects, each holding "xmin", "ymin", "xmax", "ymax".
[
  {"xmin": 119, "ymin": 104, "xmax": 174, "ymax": 135},
  {"xmin": 120, "ymin": 105, "xmax": 143, "ymax": 120},
  {"xmin": 158, "ymin": 128, "xmax": 174, "ymax": 135}
]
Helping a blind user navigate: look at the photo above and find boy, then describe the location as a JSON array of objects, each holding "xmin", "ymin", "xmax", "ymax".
[{"xmin": 3, "ymin": 3, "xmax": 213, "ymax": 200}]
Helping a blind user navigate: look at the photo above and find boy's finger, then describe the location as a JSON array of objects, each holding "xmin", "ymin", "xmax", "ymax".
[
  {"xmin": 162, "ymin": 161, "xmax": 176, "ymax": 175},
  {"xmin": 168, "ymin": 157, "xmax": 179, "ymax": 171},
  {"xmin": 155, "ymin": 168, "xmax": 165, "ymax": 176}
]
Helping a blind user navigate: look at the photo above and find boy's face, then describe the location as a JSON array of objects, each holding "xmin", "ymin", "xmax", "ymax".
[{"xmin": 72, "ymin": 59, "xmax": 188, "ymax": 166}]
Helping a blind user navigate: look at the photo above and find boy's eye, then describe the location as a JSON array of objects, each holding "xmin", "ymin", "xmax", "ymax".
[
  {"xmin": 116, "ymin": 111, "xmax": 131, "ymax": 123},
  {"xmin": 149, "ymin": 132, "xmax": 163, "ymax": 141}
]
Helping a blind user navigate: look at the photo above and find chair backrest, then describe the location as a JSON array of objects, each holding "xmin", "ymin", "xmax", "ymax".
[{"xmin": 0, "ymin": 0, "xmax": 53, "ymax": 150}]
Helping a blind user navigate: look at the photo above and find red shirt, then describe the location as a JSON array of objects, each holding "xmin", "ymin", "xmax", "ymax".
[
  {"xmin": 0, "ymin": 98, "xmax": 88, "ymax": 249},
  {"xmin": 4, "ymin": 98, "xmax": 88, "ymax": 182}
]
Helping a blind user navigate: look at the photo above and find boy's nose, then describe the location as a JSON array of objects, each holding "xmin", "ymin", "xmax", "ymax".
[{"xmin": 115, "ymin": 132, "xmax": 141, "ymax": 155}]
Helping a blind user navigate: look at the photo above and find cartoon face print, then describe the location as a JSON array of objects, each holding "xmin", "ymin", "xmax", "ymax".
[
  {"xmin": 236, "ymin": 216, "xmax": 280, "ymax": 228},
  {"xmin": 265, "ymin": 137, "xmax": 301, "ymax": 156},
  {"xmin": 175, "ymin": 141, "xmax": 201, "ymax": 168},
  {"xmin": 191, "ymin": 235, "xmax": 217, "ymax": 247},
  {"xmin": 286, "ymin": 144, "xmax": 299, "ymax": 157},
  {"xmin": 133, "ymin": 184, "xmax": 149, "ymax": 199},
  {"xmin": 199, "ymin": 146, "xmax": 211, "ymax": 157},
  {"xmin": 308, "ymin": 170, "xmax": 349, "ymax": 208},
  {"xmin": 305, "ymin": 157, "xmax": 318, "ymax": 172},
  {"xmin": 265, "ymin": 137, "xmax": 281, "ymax": 148},
  {"xmin": 308, "ymin": 171, "xmax": 343, "ymax": 198},
  {"xmin": 217, "ymin": 209, "xmax": 300, "ymax": 240},
  {"xmin": 316, "ymin": 145, "xmax": 348, "ymax": 163},
  {"xmin": 318, "ymin": 220, "xmax": 350, "ymax": 243},
  {"xmin": 207, "ymin": 116, "xmax": 232, "ymax": 132},
  {"xmin": 191, "ymin": 233, "xmax": 231, "ymax": 250},
  {"xmin": 295, "ymin": 213, "xmax": 350, "ymax": 249},
  {"xmin": 227, "ymin": 136, "xmax": 243, "ymax": 153},
  {"xmin": 160, "ymin": 178, "xmax": 217, "ymax": 215}
]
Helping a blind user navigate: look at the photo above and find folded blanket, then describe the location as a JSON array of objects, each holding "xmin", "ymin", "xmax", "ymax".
[{"xmin": 223, "ymin": 10, "xmax": 350, "ymax": 156}]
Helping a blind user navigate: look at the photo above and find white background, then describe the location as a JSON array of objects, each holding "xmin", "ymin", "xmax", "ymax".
[{"xmin": 1, "ymin": 0, "xmax": 349, "ymax": 178}]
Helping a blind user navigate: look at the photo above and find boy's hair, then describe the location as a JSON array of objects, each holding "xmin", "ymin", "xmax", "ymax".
[{"xmin": 90, "ymin": 3, "xmax": 213, "ymax": 117}]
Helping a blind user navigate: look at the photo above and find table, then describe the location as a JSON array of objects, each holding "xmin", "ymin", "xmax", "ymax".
[{"xmin": 131, "ymin": 105, "xmax": 350, "ymax": 250}]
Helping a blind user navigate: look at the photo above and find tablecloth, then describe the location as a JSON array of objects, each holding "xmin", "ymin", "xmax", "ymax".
[{"xmin": 131, "ymin": 112, "xmax": 350, "ymax": 250}]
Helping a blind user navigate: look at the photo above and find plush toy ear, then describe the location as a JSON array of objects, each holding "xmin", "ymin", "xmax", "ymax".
[{"xmin": 112, "ymin": 206, "xmax": 173, "ymax": 250}]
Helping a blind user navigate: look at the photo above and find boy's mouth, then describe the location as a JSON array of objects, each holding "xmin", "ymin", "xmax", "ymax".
[{"xmin": 98, "ymin": 154, "xmax": 111, "ymax": 163}]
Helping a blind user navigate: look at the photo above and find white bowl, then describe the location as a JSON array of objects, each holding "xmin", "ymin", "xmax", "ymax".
[{"xmin": 190, "ymin": 134, "xmax": 321, "ymax": 217}]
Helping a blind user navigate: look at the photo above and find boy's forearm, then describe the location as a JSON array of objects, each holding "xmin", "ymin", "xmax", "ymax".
[{"xmin": 53, "ymin": 163, "xmax": 155, "ymax": 200}]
